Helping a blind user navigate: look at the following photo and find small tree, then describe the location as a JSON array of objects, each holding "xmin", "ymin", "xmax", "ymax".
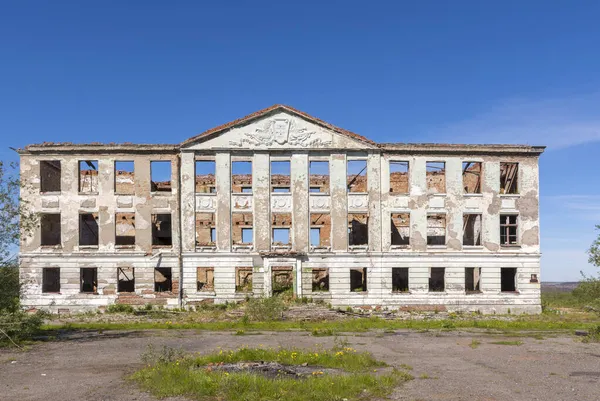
[
  {"xmin": 0, "ymin": 160, "xmax": 42, "ymax": 345},
  {"xmin": 572, "ymin": 226, "xmax": 600, "ymax": 310},
  {"xmin": 589, "ymin": 225, "xmax": 600, "ymax": 269}
]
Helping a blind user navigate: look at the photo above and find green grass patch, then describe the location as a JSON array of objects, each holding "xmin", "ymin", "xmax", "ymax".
[
  {"xmin": 43, "ymin": 314, "xmax": 600, "ymax": 334},
  {"xmin": 130, "ymin": 346, "xmax": 411, "ymax": 401},
  {"xmin": 469, "ymin": 339, "xmax": 481, "ymax": 349},
  {"xmin": 489, "ymin": 340, "xmax": 523, "ymax": 346}
]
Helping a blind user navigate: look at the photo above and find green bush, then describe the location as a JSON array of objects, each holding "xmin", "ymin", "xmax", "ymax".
[
  {"xmin": 0, "ymin": 266, "xmax": 20, "ymax": 313},
  {"xmin": 106, "ymin": 304, "xmax": 135, "ymax": 314},
  {"xmin": 244, "ymin": 297, "xmax": 286, "ymax": 321}
]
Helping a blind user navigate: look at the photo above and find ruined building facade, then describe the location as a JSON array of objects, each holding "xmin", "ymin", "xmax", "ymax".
[{"xmin": 18, "ymin": 105, "xmax": 544, "ymax": 313}]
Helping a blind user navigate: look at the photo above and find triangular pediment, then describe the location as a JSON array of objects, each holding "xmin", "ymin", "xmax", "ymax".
[{"xmin": 182, "ymin": 105, "xmax": 376, "ymax": 150}]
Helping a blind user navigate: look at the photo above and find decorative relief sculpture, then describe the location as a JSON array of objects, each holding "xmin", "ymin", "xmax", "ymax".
[
  {"xmin": 229, "ymin": 118, "xmax": 332, "ymax": 148},
  {"xmin": 348, "ymin": 194, "xmax": 369, "ymax": 211},
  {"xmin": 196, "ymin": 195, "xmax": 216, "ymax": 211},
  {"xmin": 232, "ymin": 195, "xmax": 252, "ymax": 210},
  {"xmin": 310, "ymin": 195, "xmax": 330, "ymax": 211},
  {"xmin": 271, "ymin": 195, "xmax": 292, "ymax": 211}
]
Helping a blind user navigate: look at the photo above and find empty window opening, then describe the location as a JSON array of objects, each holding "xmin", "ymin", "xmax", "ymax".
[
  {"xmin": 272, "ymin": 266, "xmax": 294, "ymax": 295},
  {"xmin": 350, "ymin": 267, "xmax": 367, "ymax": 292},
  {"xmin": 196, "ymin": 212, "xmax": 215, "ymax": 247},
  {"xmin": 389, "ymin": 161, "xmax": 409, "ymax": 194},
  {"xmin": 426, "ymin": 161, "xmax": 445, "ymax": 193},
  {"xmin": 347, "ymin": 160, "xmax": 367, "ymax": 193},
  {"xmin": 309, "ymin": 161, "xmax": 330, "ymax": 193},
  {"xmin": 429, "ymin": 267, "xmax": 445, "ymax": 292},
  {"xmin": 152, "ymin": 214, "xmax": 172, "ymax": 246},
  {"xmin": 150, "ymin": 161, "xmax": 172, "ymax": 192},
  {"xmin": 501, "ymin": 268, "xmax": 517, "ymax": 292},
  {"xmin": 392, "ymin": 268, "xmax": 409, "ymax": 292},
  {"xmin": 232, "ymin": 212, "xmax": 253, "ymax": 246},
  {"xmin": 117, "ymin": 267, "xmax": 135, "ymax": 292},
  {"xmin": 348, "ymin": 213, "xmax": 368, "ymax": 246},
  {"xmin": 232, "ymin": 161, "xmax": 252, "ymax": 193},
  {"xmin": 40, "ymin": 161, "xmax": 61, "ymax": 193},
  {"xmin": 271, "ymin": 160, "xmax": 290, "ymax": 192},
  {"xmin": 391, "ymin": 213, "xmax": 410, "ymax": 246},
  {"xmin": 272, "ymin": 213, "xmax": 291, "ymax": 247},
  {"xmin": 465, "ymin": 267, "xmax": 481, "ymax": 293},
  {"xmin": 500, "ymin": 215, "xmax": 518, "ymax": 246},
  {"xmin": 79, "ymin": 213, "xmax": 99, "ymax": 246},
  {"xmin": 114, "ymin": 161, "xmax": 134, "ymax": 194},
  {"xmin": 312, "ymin": 268, "xmax": 329, "ymax": 292},
  {"xmin": 41, "ymin": 213, "xmax": 61, "ymax": 246},
  {"xmin": 196, "ymin": 160, "xmax": 216, "ymax": 193},
  {"xmin": 42, "ymin": 268, "xmax": 60, "ymax": 293},
  {"xmin": 500, "ymin": 162, "xmax": 518, "ymax": 194},
  {"xmin": 310, "ymin": 213, "xmax": 331, "ymax": 248},
  {"xmin": 462, "ymin": 162, "xmax": 481, "ymax": 194},
  {"xmin": 463, "ymin": 214, "xmax": 482, "ymax": 246},
  {"xmin": 79, "ymin": 160, "xmax": 98, "ymax": 193},
  {"xmin": 197, "ymin": 267, "xmax": 214, "ymax": 292},
  {"xmin": 235, "ymin": 267, "xmax": 253, "ymax": 292},
  {"xmin": 427, "ymin": 214, "xmax": 446, "ymax": 246},
  {"xmin": 115, "ymin": 213, "xmax": 135, "ymax": 246},
  {"xmin": 154, "ymin": 267, "xmax": 172, "ymax": 292},
  {"xmin": 80, "ymin": 267, "xmax": 97, "ymax": 293}
]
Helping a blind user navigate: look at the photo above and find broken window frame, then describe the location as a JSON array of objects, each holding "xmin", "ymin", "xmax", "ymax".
[
  {"xmin": 150, "ymin": 160, "xmax": 172, "ymax": 193},
  {"xmin": 40, "ymin": 160, "xmax": 61, "ymax": 193},
  {"xmin": 348, "ymin": 213, "xmax": 368, "ymax": 248},
  {"xmin": 500, "ymin": 162, "xmax": 519, "ymax": 195},
  {"xmin": 115, "ymin": 212, "xmax": 135, "ymax": 247},
  {"xmin": 40, "ymin": 213, "xmax": 61, "ymax": 247},
  {"xmin": 271, "ymin": 266, "xmax": 294, "ymax": 295},
  {"xmin": 428, "ymin": 267, "xmax": 445, "ymax": 292},
  {"xmin": 426, "ymin": 161, "xmax": 446, "ymax": 194},
  {"xmin": 78, "ymin": 213, "xmax": 99, "ymax": 247},
  {"xmin": 42, "ymin": 267, "xmax": 60, "ymax": 293},
  {"xmin": 154, "ymin": 267, "xmax": 173, "ymax": 293},
  {"xmin": 80, "ymin": 267, "xmax": 98, "ymax": 294},
  {"xmin": 500, "ymin": 214, "xmax": 519, "ymax": 246},
  {"xmin": 196, "ymin": 212, "xmax": 216, "ymax": 248},
  {"xmin": 114, "ymin": 160, "xmax": 135, "ymax": 195},
  {"xmin": 235, "ymin": 267, "xmax": 253, "ymax": 293},
  {"xmin": 389, "ymin": 160, "xmax": 409, "ymax": 194},
  {"xmin": 232, "ymin": 212, "xmax": 253, "ymax": 249},
  {"xmin": 309, "ymin": 159, "xmax": 330, "ymax": 194},
  {"xmin": 350, "ymin": 267, "xmax": 368, "ymax": 292},
  {"xmin": 311, "ymin": 268, "xmax": 330, "ymax": 292},
  {"xmin": 462, "ymin": 213, "xmax": 482, "ymax": 247},
  {"xmin": 427, "ymin": 213, "xmax": 446, "ymax": 247},
  {"xmin": 462, "ymin": 161, "xmax": 482, "ymax": 194},
  {"xmin": 117, "ymin": 267, "xmax": 135, "ymax": 293},
  {"xmin": 231, "ymin": 160, "xmax": 253, "ymax": 194},
  {"xmin": 271, "ymin": 212, "xmax": 292, "ymax": 249},
  {"xmin": 78, "ymin": 160, "xmax": 99, "ymax": 193},
  {"xmin": 347, "ymin": 159, "xmax": 367, "ymax": 193},
  {"xmin": 270, "ymin": 159, "xmax": 291, "ymax": 193},
  {"xmin": 390, "ymin": 213, "xmax": 410, "ymax": 248},
  {"xmin": 310, "ymin": 213, "xmax": 331, "ymax": 251},
  {"xmin": 465, "ymin": 267, "xmax": 482, "ymax": 294},
  {"xmin": 197, "ymin": 267, "xmax": 215, "ymax": 292},
  {"xmin": 391, "ymin": 267, "xmax": 409, "ymax": 293},
  {"xmin": 500, "ymin": 267, "xmax": 517, "ymax": 292},
  {"xmin": 152, "ymin": 213, "xmax": 173, "ymax": 247},
  {"xmin": 195, "ymin": 159, "xmax": 216, "ymax": 194}
]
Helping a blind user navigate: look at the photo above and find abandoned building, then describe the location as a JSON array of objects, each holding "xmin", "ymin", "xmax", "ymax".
[{"xmin": 18, "ymin": 105, "xmax": 544, "ymax": 313}]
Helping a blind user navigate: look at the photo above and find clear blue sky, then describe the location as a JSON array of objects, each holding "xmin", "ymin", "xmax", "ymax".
[{"xmin": 2, "ymin": 1, "xmax": 599, "ymax": 281}]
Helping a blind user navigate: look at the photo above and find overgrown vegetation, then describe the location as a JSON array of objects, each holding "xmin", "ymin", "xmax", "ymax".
[
  {"xmin": 0, "ymin": 161, "xmax": 44, "ymax": 347},
  {"xmin": 244, "ymin": 296, "xmax": 287, "ymax": 321},
  {"xmin": 131, "ymin": 345, "xmax": 412, "ymax": 401}
]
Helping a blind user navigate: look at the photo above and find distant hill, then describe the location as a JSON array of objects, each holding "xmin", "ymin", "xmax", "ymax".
[{"xmin": 541, "ymin": 282, "xmax": 580, "ymax": 292}]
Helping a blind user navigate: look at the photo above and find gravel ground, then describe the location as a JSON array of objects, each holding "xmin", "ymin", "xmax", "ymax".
[{"xmin": 0, "ymin": 329, "xmax": 599, "ymax": 401}]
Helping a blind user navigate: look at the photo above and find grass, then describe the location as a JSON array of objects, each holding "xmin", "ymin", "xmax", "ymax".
[
  {"xmin": 130, "ymin": 345, "xmax": 412, "ymax": 401},
  {"xmin": 469, "ymin": 339, "xmax": 481, "ymax": 349},
  {"xmin": 43, "ymin": 313, "xmax": 600, "ymax": 334},
  {"xmin": 489, "ymin": 340, "xmax": 523, "ymax": 346},
  {"xmin": 541, "ymin": 291, "xmax": 588, "ymax": 310}
]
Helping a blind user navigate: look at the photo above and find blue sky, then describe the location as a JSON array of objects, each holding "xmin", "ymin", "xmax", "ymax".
[{"xmin": 1, "ymin": 1, "xmax": 599, "ymax": 280}]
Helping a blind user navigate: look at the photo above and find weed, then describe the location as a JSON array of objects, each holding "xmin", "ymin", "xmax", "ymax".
[
  {"xmin": 106, "ymin": 304, "xmax": 134, "ymax": 314},
  {"xmin": 140, "ymin": 344, "xmax": 185, "ymax": 365},
  {"xmin": 312, "ymin": 328, "xmax": 335, "ymax": 337},
  {"xmin": 490, "ymin": 340, "xmax": 523, "ymax": 346},
  {"xmin": 399, "ymin": 363, "xmax": 413, "ymax": 371},
  {"xmin": 234, "ymin": 330, "xmax": 246, "ymax": 336},
  {"xmin": 244, "ymin": 297, "xmax": 286, "ymax": 322},
  {"xmin": 469, "ymin": 339, "xmax": 481, "ymax": 349},
  {"xmin": 419, "ymin": 373, "xmax": 430, "ymax": 379},
  {"xmin": 581, "ymin": 325, "xmax": 600, "ymax": 343}
]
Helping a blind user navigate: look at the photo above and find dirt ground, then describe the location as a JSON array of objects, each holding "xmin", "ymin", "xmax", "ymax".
[{"xmin": 1, "ymin": 329, "xmax": 599, "ymax": 401}]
